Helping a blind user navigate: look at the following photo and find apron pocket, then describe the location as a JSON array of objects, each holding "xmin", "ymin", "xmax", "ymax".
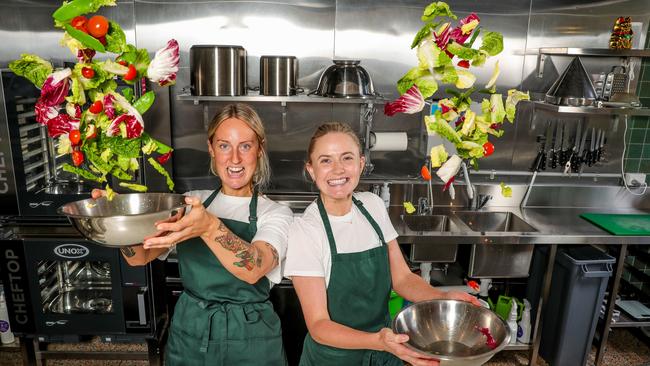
[{"xmin": 224, "ymin": 336, "xmax": 287, "ymax": 366}]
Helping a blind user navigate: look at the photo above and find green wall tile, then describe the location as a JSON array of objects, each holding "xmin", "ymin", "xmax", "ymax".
[
  {"xmin": 627, "ymin": 143, "xmax": 644, "ymax": 158},
  {"xmin": 630, "ymin": 129, "xmax": 646, "ymax": 143},
  {"xmin": 626, "ymin": 158, "xmax": 641, "ymax": 171}
]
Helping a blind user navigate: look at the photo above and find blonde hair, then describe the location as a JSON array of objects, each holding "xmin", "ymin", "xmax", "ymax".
[
  {"xmin": 306, "ymin": 122, "xmax": 362, "ymax": 164},
  {"xmin": 207, "ymin": 103, "xmax": 270, "ymax": 189}
]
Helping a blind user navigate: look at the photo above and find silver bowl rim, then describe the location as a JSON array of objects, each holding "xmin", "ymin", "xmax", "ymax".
[
  {"xmin": 56, "ymin": 193, "xmax": 189, "ymax": 219},
  {"xmin": 391, "ymin": 299, "xmax": 511, "ymax": 361}
]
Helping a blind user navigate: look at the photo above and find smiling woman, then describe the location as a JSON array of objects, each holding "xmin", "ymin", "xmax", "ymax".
[{"xmin": 93, "ymin": 103, "xmax": 293, "ymax": 366}]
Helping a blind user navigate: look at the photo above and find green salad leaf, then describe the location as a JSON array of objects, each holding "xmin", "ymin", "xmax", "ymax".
[{"xmin": 8, "ymin": 54, "xmax": 53, "ymax": 88}]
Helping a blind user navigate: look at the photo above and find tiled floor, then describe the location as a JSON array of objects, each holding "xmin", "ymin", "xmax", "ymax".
[{"xmin": 1, "ymin": 328, "xmax": 649, "ymax": 365}]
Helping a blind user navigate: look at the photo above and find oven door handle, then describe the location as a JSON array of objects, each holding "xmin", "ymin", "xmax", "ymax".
[{"xmin": 137, "ymin": 292, "xmax": 147, "ymax": 325}]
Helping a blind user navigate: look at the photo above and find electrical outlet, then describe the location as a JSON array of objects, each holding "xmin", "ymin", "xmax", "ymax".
[{"xmin": 625, "ymin": 173, "xmax": 647, "ymax": 186}]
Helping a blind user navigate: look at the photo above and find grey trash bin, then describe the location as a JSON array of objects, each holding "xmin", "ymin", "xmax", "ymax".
[{"xmin": 537, "ymin": 246, "xmax": 615, "ymax": 366}]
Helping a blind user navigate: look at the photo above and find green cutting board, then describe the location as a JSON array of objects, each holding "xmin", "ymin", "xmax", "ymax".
[{"xmin": 581, "ymin": 213, "xmax": 650, "ymax": 236}]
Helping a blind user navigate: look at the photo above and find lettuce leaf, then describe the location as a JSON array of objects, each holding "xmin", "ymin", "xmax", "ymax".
[
  {"xmin": 403, "ymin": 201, "xmax": 416, "ymax": 214},
  {"xmin": 505, "ymin": 89, "xmax": 530, "ymax": 122},
  {"xmin": 397, "ymin": 67, "xmax": 429, "ymax": 94},
  {"xmin": 479, "ymin": 31, "xmax": 504, "ymax": 56},
  {"xmin": 414, "ymin": 74, "xmax": 438, "ymax": 98},
  {"xmin": 411, "ymin": 22, "xmax": 439, "ymax": 49},
  {"xmin": 500, "ymin": 182, "xmax": 512, "ymax": 198},
  {"xmin": 430, "ymin": 144, "xmax": 449, "ymax": 168},
  {"xmin": 65, "ymin": 76, "xmax": 86, "ymax": 105},
  {"xmin": 62, "ymin": 163, "xmax": 106, "ymax": 182},
  {"xmin": 446, "ymin": 41, "xmax": 478, "ymax": 60},
  {"xmin": 8, "ymin": 54, "xmax": 53, "ymax": 88},
  {"xmin": 417, "ymin": 39, "xmax": 453, "ymax": 70},
  {"xmin": 105, "ymin": 21, "xmax": 127, "ymax": 54},
  {"xmin": 422, "ymin": 2, "xmax": 457, "ymax": 22},
  {"xmin": 119, "ymin": 182, "xmax": 148, "ymax": 192},
  {"xmin": 148, "ymin": 157, "xmax": 175, "ymax": 191},
  {"xmin": 455, "ymin": 69, "xmax": 476, "ymax": 89},
  {"xmin": 425, "ymin": 112, "xmax": 461, "ymax": 143}
]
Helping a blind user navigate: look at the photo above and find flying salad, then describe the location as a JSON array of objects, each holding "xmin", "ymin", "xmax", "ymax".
[
  {"xmin": 9, "ymin": 0, "xmax": 179, "ymax": 194},
  {"xmin": 384, "ymin": 1, "xmax": 530, "ymax": 196}
]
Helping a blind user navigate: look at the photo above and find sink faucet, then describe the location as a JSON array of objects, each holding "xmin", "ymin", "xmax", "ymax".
[
  {"xmin": 461, "ymin": 162, "xmax": 492, "ymax": 210},
  {"xmin": 417, "ymin": 196, "xmax": 430, "ymax": 215}
]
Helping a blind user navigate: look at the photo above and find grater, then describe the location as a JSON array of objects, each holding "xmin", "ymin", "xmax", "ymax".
[{"xmin": 603, "ymin": 66, "xmax": 628, "ymax": 100}]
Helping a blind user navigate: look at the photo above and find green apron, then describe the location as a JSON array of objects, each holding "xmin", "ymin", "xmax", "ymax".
[
  {"xmin": 299, "ymin": 196, "xmax": 403, "ymax": 366},
  {"xmin": 166, "ymin": 188, "xmax": 287, "ymax": 366}
]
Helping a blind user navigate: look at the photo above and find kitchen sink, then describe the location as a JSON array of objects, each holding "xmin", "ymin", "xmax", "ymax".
[
  {"xmin": 401, "ymin": 215, "xmax": 460, "ymax": 263},
  {"xmin": 402, "ymin": 214, "xmax": 463, "ymax": 232},
  {"xmin": 454, "ymin": 211, "xmax": 537, "ymax": 232}
]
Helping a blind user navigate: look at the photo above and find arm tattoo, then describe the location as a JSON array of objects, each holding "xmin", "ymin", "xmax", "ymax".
[
  {"xmin": 265, "ymin": 243, "xmax": 279, "ymax": 267},
  {"xmin": 214, "ymin": 221, "xmax": 263, "ymax": 271}
]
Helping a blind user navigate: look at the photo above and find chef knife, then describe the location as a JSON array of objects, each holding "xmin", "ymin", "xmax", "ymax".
[
  {"xmin": 598, "ymin": 130, "xmax": 606, "ymax": 161},
  {"xmin": 531, "ymin": 121, "xmax": 551, "ymax": 172},
  {"xmin": 551, "ymin": 122, "xmax": 562, "ymax": 169},
  {"xmin": 561, "ymin": 123, "xmax": 570, "ymax": 166},
  {"xmin": 543, "ymin": 120, "xmax": 554, "ymax": 170},
  {"xmin": 593, "ymin": 129, "xmax": 601, "ymax": 165},
  {"xmin": 587, "ymin": 128, "xmax": 596, "ymax": 167},
  {"xmin": 570, "ymin": 121, "xmax": 583, "ymax": 172}
]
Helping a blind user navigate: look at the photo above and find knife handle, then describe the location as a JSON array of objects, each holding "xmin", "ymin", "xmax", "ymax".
[{"xmin": 551, "ymin": 152, "xmax": 557, "ymax": 169}]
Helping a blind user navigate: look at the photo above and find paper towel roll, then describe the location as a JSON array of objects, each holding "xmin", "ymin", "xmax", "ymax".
[{"xmin": 369, "ymin": 132, "xmax": 408, "ymax": 151}]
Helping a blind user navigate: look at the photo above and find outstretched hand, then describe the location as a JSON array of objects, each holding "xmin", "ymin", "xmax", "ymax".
[
  {"xmin": 142, "ymin": 196, "xmax": 216, "ymax": 249},
  {"xmin": 443, "ymin": 290, "xmax": 483, "ymax": 307},
  {"xmin": 377, "ymin": 328, "xmax": 439, "ymax": 366}
]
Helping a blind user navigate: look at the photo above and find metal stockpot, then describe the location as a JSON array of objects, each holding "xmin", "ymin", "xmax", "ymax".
[
  {"xmin": 190, "ymin": 45, "xmax": 247, "ymax": 96},
  {"xmin": 259, "ymin": 55, "xmax": 300, "ymax": 96}
]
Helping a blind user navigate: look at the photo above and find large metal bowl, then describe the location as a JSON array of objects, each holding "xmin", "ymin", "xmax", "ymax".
[
  {"xmin": 312, "ymin": 60, "xmax": 376, "ymax": 98},
  {"xmin": 58, "ymin": 193, "xmax": 188, "ymax": 248},
  {"xmin": 393, "ymin": 299, "xmax": 510, "ymax": 366}
]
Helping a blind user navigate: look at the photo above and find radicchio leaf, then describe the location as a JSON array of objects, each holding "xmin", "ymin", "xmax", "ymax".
[{"xmin": 384, "ymin": 85, "xmax": 425, "ymax": 116}]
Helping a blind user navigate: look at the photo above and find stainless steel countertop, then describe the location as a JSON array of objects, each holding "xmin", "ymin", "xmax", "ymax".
[{"xmin": 391, "ymin": 206, "xmax": 650, "ymax": 245}]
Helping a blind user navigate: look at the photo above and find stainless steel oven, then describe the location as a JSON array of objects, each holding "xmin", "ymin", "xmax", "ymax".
[
  {"xmin": 0, "ymin": 69, "xmax": 172, "ymax": 217},
  {"xmin": 0, "ymin": 224, "xmax": 166, "ymax": 343}
]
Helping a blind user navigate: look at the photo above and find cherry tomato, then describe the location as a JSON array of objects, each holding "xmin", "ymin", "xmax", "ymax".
[
  {"xmin": 87, "ymin": 15, "xmax": 109, "ymax": 38},
  {"xmin": 483, "ymin": 141, "xmax": 495, "ymax": 157},
  {"xmin": 157, "ymin": 151, "xmax": 172, "ymax": 164},
  {"xmin": 72, "ymin": 151, "xmax": 84, "ymax": 166},
  {"xmin": 81, "ymin": 67, "xmax": 95, "ymax": 79},
  {"xmin": 117, "ymin": 60, "xmax": 128, "ymax": 66},
  {"xmin": 458, "ymin": 60, "xmax": 470, "ymax": 68},
  {"xmin": 71, "ymin": 16, "xmax": 88, "ymax": 33},
  {"xmin": 124, "ymin": 64, "xmax": 137, "ymax": 81},
  {"xmin": 421, "ymin": 165, "xmax": 432, "ymax": 181},
  {"xmin": 88, "ymin": 100, "xmax": 103, "ymax": 114},
  {"xmin": 69, "ymin": 130, "xmax": 81, "ymax": 145}
]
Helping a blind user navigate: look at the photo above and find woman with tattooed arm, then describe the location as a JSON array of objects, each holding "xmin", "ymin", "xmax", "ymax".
[{"xmin": 92, "ymin": 103, "xmax": 292, "ymax": 365}]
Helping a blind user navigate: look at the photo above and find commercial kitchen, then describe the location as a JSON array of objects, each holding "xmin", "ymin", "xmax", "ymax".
[{"xmin": 1, "ymin": 0, "xmax": 650, "ymax": 365}]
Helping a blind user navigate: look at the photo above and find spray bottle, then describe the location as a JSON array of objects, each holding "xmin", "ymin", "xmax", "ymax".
[
  {"xmin": 517, "ymin": 299, "xmax": 532, "ymax": 344},
  {"xmin": 0, "ymin": 289, "xmax": 15, "ymax": 344},
  {"xmin": 507, "ymin": 298, "xmax": 518, "ymax": 344}
]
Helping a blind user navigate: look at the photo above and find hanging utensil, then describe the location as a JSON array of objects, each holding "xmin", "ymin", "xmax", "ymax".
[
  {"xmin": 570, "ymin": 120, "xmax": 583, "ymax": 172},
  {"xmin": 551, "ymin": 121, "xmax": 562, "ymax": 169},
  {"xmin": 598, "ymin": 130, "xmax": 606, "ymax": 161},
  {"xmin": 574, "ymin": 125, "xmax": 588, "ymax": 173},
  {"xmin": 559, "ymin": 123, "xmax": 568, "ymax": 166},
  {"xmin": 587, "ymin": 128, "xmax": 596, "ymax": 167},
  {"xmin": 531, "ymin": 121, "xmax": 551, "ymax": 172}
]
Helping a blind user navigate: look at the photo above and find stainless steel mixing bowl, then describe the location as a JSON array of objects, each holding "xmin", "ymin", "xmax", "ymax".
[
  {"xmin": 58, "ymin": 193, "xmax": 188, "ymax": 248},
  {"xmin": 392, "ymin": 299, "xmax": 510, "ymax": 366},
  {"xmin": 312, "ymin": 60, "xmax": 376, "ymax": 98}
]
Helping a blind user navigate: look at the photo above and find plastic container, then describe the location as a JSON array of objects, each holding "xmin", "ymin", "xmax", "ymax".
[
  {"xmin": 529, "ymin": 246, "xmax": 615, "ymax": 366},
  {"xmin": 507, "ymin": 299, "xmax": 518, "ymax": 345},
  {"xmin": 517, "ymin": 299, "xmax": 532, "ymax": 344},
  {"xmin": 0, "ymin": 289, "xmax": 15, "ymax": 344},
  {"xmin": 388, "ymin": 291, "xmax": 404, "ymax": 319}
]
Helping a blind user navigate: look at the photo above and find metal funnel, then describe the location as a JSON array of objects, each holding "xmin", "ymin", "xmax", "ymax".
[{"xmin": 545, "ymin": 57, "xmax": 597, "ymax": 106}]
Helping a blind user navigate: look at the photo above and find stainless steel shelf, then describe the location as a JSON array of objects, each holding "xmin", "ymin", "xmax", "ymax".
[
  {"xmin": 177, "ymin": 92, "xmax": 387, "ymax": 105},
  {"xmin": 538, "ymin": 48, "xmax": 650, "ymax": 57},
  {"xmin": 503, "ymin": 343, "xmax": 533, "ymax": 351},
  {"xmin": 532, "ymin": 101, "xmax": 650, "ymax": 116},
  {"xmin": 609, "ymin": 311, "xmax": 650, "ymax": 328}
]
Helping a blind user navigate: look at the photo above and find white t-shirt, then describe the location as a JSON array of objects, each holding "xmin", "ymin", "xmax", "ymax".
[
  {"xmin": 161, "ymin": 190, "xmax": 293, "ymax": 285},
  {"xmin": 284, "ymin": 192, "xmax": 398, "ymax": 287}
]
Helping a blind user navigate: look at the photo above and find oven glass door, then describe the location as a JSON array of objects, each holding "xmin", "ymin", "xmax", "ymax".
[{"xmin": 24, "ymin": 238, "xmax": 126, "ymax": 335}]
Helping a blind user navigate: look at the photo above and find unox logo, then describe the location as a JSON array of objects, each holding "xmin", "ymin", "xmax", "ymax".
[{"xmin": 54, "ymin": 244, "xmax": 89, "ymax": 259}]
